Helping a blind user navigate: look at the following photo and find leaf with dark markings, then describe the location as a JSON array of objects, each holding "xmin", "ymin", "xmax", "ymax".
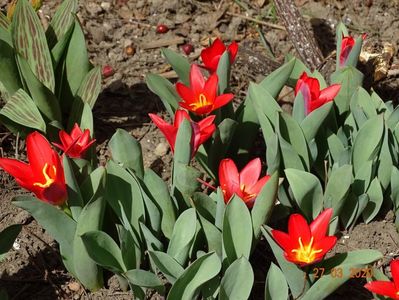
[{"xmin": 11, "ymin": 0, "xmax": 55, "ymax": 92}]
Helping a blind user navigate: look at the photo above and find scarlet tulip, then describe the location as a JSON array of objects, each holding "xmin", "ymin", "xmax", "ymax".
[
  {"xmin": 0, "ymin": 132, "xmax": 67, "ymax": 206},
  {"xmin": 201, "ymin": 38, "xmax": 238, "ymax": 73},
  {"xmin": 340, "ymin": 33, "xmax": 366, "ymax": 67},
  {"xmin": 295, "ymin": 72, "xmax": 341, "ymax": 115},
  {"xmin": 219, "ymin": 158, "xmax": 270, "ymax": 208},
  {"xmin": 176, "ymin": 64, "xmax": 234, "ymax": 115},
  {"xmin": 149, "ymin": 110, "xmax": 216, "ymax": 155},
  {"xmin": 271, "ymin": 208, "xmax": 337, "ymax": 266},
  {"xmin": 53, "ymin": 123, "xmax": 96, "ymax": 159},
  {"xmin": 364, "ymin": 259, "xmax": 399, "ymax": 299}
]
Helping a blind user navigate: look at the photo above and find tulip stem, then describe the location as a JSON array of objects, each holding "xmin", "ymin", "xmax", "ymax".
[{"xmin": 61, "ymin": 203, "xmax": 73, "ymax": 218}]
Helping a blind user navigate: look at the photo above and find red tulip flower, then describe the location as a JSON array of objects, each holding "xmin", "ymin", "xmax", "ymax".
[
  {"xmin": 0, "ymin": 132, "xmax": 67, "ymax": 206},
  {"xmin": 201, "ymin": 38, "xmax": 238, "ymax": 73},
  {"xmin": 340, "ymin": 33, "xmax": 366, "ymax": 67},
  {"xmin": 176, "ymin": 64, "xmax": 234, "ymax": 115},
  {"xmin": 149, "ymin": 110, "xmax": 216, "ymax": 155},
  {"xmin": 53, "ymin": 123, "xmax": 96, "ymax": 158},
  {"xmin": 295, "ymin": 72, "xmax": 341, "ymax": 115},
  {"xmin": 219, "ymin": 158, "xmax": 270, "ymax": 208},
  {"xmin": 364, "ymin": 259, "xmax": 399, "ymax": 299},
  {"xmin": 271, "ymin": 208, "xmax": 337, "ymax": 266}
]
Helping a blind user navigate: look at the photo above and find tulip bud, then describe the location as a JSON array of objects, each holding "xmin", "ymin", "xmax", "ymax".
[
  {"xmin": 156, "ymin": 24, "xmax": 169, "ymax": 34},
  {"xmin": 181, "ymin": 43, "xmax": 194, "ymax": 55}
]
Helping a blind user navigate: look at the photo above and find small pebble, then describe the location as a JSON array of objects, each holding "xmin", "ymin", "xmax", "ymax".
[
  {"xmin": 125, "ymin": 45, "xmax": 135, "ymax": 56},
  {"xmin": 68, "ymin": 282, "xmax": 81, "ymax": 292},
  {"xmin": 154, "ymin": 143, "xmax": 169, "ymax": 156}
]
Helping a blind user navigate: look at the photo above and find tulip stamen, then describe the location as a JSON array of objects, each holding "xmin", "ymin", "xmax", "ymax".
[
  {"xmin": 291, "ymin": 237, "xmax": 323, "ymax": 264},
  {"xmin": 33, "ymin": 163, "xmax": 56, "ymax": 188},
  {"xmin": 240, "ymin": 184, "xmax": 257, "ymax": 202},
  {"xmin": 189, "ymin": 93, "xmax": 210, "ymax": 111}
]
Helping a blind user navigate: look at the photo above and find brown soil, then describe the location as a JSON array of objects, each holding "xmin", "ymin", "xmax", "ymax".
[{"xmin": 1, "ymin": 0, "xmax": 399, "ymax": 299}]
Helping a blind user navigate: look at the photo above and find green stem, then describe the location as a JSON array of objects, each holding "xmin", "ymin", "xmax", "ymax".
[{"xmin": 61, "ymin": 203, "xmax": 73, "ymax": 218}]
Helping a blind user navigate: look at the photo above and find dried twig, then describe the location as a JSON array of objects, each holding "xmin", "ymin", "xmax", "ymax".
[{"xmin": 273, "ymin": 0, "xmax": 323, "ymax": 70}]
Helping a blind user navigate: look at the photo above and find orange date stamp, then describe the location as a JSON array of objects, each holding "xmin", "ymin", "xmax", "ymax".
[{"xmin": 312, "ymin": 267, "xmax": 373, "ymax": 279}]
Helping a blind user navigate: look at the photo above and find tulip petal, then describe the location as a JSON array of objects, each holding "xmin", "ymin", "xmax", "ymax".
[
  {"xmin": 313, "ymin": 236, "xmax": 337, "ymax": 259},
  {"xmin": 249, "ymin": 175, "xmax": 270, "ymax": 196},
  {"xmin": 197, "ymin": 123, "xmax": 216, "ymax": 146},
  {"xmin": 198, "ymin": 115, "xmax": 216, "ymax": 129},
  {"xmin": 176, "ymin": 82, "xmax": 195, "ymax": 104},
  {"xmin": 191, "ymin": 104, "xmax": 214, "ymax": 115},
  {"xmin": 190, "ymin": 64, "xmax": 206, "ymax": 95},
  {"xmin": 70, "ymin": 123, "xmax": 83, "ymax": 140},
  {"xmin": 204, "ymin": 73, "xmax": 218, "ymax": 102},
  {"xmin": 213, "ymin": 93, "xmax": 234, "ymax": 111},
  {"xmin": 227, "ymin": 41, "xmax": 239, "ymax": 63},
  {"xmin": 240, "ymin": 158, "xmax": 262, "ymax": 188},
  {"xmin": 364, "ymin": 281, "xmax": 398, "ymax": 299},
  {"xmin": 391, "ymin": 260, "xmax": 399, "ymax": 290},
  {"xmin": 272, "ymin": 229, "xmax": 294, "ymax": 252},
  {"xmin": 201, "ymin": 38, "xmax": 226, "ymax": 72},
  {"xmin": 0, "ymin": 158, "xmax": 32, "ymax": 183},
  {"xmin": 148, "ymin": 113, "xmax": 177, "ymax": 151},
  {"xmin": 173, "ymin": 110, "xmax": 190, "ymax": 127},
  {"xmin": 59, "ymin": 130, "xmax": 73, "ymax": 149},
  {"xmin": 219, "ymin": 159, "xmax": 240, "ymax": 203},
  {"xmin": 288, "ymin": 213, "xmax": 311, "ymax": 245},
  {"xmin": 308, "ymin": 98, "xmax": 331, "ymax": 113},
  {"xmin": 319, "ymin": 84, "xmax": 341, "ymax": 102},
  {"xmin": 26, "ymin": 132, "xmax": 56, "ymax": 174},
  {"xmin": 310, "ymin": 208, "xmax": 333, "ymax": 240}
]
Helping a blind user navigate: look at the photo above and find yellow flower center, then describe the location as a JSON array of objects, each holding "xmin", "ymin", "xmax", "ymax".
[
  {"xmin": 189, "ymin": 93, "xmax": 211, "ymax": 111},
  {"xmin": 33, "ymin": 163, "xmax": 56, "ymax": 188},
  {"xmin": 240, "ymin": 184, "xmax": 257, "ymax": 202},
  {"xmin": 291, "ymin": 237, "xmax": 323, "ymax": 264}
]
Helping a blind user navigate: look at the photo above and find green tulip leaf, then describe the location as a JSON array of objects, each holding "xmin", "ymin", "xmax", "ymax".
[
  {"xmin": 167, "ymin": 252, "xmax": 221, "ymax": 300},
  {"xmin": 220, "ymin": 257, "xmax": 254, "ymax": 300},
  {"xmin": 223, "ymin": 196, "xmax": 253, "ymax": 264},
  {"xmin": 81, "ymin": 230, "xmax": 126, "ymax": 273},
  {"xmin": 109, "ymin": 129, "xmax": 144, "ymax": 179},
  {"xmin": 264, "ymin": 263, "xmax": 288, "ymax": 300},
  {"xmin": 167, "ymin": 208, "xmax": 197, "ymax": 266}
]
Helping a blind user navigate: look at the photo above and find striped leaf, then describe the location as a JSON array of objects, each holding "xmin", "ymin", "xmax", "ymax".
[
  {"xmin": 11, "ymin": 0, "xmax": 55, "ymax": 92},
  {"xmin": 46, "ymin": 0, "xmax": 78, "ymax": 48},
  {"xmin": 76, "ymin": 66, "xmax": 101, "ymax": 108},
  {"xmin": 0, "ymin": 11, "xmax": 9, "ymax": 30},
  {"xmin": 0, "ymin": 89, "xmax": 46, "ymax": 132},
  {"xmin": 0, "ymin": 39, "xmax": 22, "ymax": 98}
]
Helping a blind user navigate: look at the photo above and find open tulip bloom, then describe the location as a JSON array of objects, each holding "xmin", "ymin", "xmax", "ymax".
[
  {"xmin": 219, "ymin": 158, "xmax": 270, "ymax": 208},
  {"xmin": 149, "ymin": 109, "xmax": 216, "ymax": 155},
  {"xmin": 295, "ymin": 72, "xmax": 341, "ymax": 115},
  {"xmin": 364, "ymin": 259, "xmax": 399, "ymax": 299},
  {"xmin": 340, "ymin": 33, "xmax": 366, "ymax": 67},
  {"xmin": 0, "ymin": 132, "xmax": 67, "ymax": 206},
  {"xmin": 176, "ymin": 64, "xmax": 234, "ymax": 115},
  {"xmin": 200, "ymin": 38, "xmax": 238, "ymax": 73},
  {"xmin": 272, "ymin": 208, "xmax": 337, "ymax": 266},
  {"xmin": 53, "ymin": 123, "xmax": 96, "ymax": 159}
]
